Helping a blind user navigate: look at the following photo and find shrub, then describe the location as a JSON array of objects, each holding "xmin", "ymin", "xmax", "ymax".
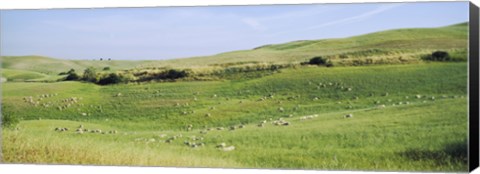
[
  {"xmin": 82, "ymin": 67, "xmax": 98, "ymax": 83},
  {"xmin": 58, "ymin": 68, "xmax": 76, "ymax": 75},
  {"xmin": 2, "ymin": 106, "xmax": 20, "ymax": 128},
  {"xmin": 308, "ymin": 56, "xmax": 328, "ymax": 65},
  {"xmin": 422, "ymin": 51, "xmax": 457, "ymax": 61},
  {"xmin": 98, "ymin": 73, "xmax": 123, "ymax": 85},
  {"xmin": 165, "ymin": 69, "xmax": 189, "ymax": 79},
  {"xmin": 306, "ymin": 56, "xmax": 334, "ymax": 67},
  {"xmin": 65, "ymin": 72, "xmax": 80, "ymax": 81},
  {"xmin": 103, "ymin": 67, "xmax": 111, "ymax": 71}
]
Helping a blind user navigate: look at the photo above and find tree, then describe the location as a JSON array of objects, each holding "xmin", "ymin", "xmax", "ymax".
[{"xmin": 82, "ymin": 67, "xmax": 98, "ymax": 83}]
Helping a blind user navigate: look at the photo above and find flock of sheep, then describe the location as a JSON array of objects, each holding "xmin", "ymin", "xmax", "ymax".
[
  {"xmin": 35, "ymin": 79, "xmax": 464, "ymax": 153},
  {"xmin": 54, "ymin": 124, "xmax": 118, "ymax": 135}
]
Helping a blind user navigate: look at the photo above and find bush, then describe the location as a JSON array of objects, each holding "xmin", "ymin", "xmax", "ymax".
[
  {"xmin": 82, "ymin": 67, "xmax": 98, "ymax": 83},
  {"xmin": 306, "ymin": 56, "xmax": 334, "ymax": 67},
  {"xmin": 65, "ymin": 73, "xmax": 80, "ymax": 81},
  {"xmin": 165, "ymin": 69, "xmax": 189, "ymax": 79},
  {"xmin": 422, "ymin": 51, "xmax": 459, "ymax": 62},
  {"xmin": 2, "ymin": 106, "xmax": 20, "ymax": 128},
  {"xmin": 103, "ymin": 67, "xmax": 111, "ymax": 71},
  {"xmin": 97, "ymin": 73, "xmax": 123, "ymax": 85},
  {"xmin": 308, "ymin": 56, "xmax": 328, "ymax": 65}
]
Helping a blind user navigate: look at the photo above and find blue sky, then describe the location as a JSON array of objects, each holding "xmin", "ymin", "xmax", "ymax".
[{"xmin": 0, "ymin": 2, "xmax": 469, "ymax": 60}]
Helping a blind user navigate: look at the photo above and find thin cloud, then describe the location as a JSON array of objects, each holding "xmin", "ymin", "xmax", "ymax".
[
  {"xmin": 266, "ymin": 3, "xmax": 404, "ymax": 37},
  {"xmin": 306, "ymin": 3, "xmax": 404, "ymax": 30},
  {"xmin": 241, "ymin": 18, "xmax": 267, "ymax": 31},
  {"xmin": 240, "ymin": 5, "xmax": 337, "ymax": 32}
]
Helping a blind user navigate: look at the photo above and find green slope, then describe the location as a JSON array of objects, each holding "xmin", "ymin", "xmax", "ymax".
[
  {"xmin": 1, "ymin": 22, "xmax": 468, "ymax": 72},
  {"xmin": 1, "ymin": 69, "xmax": 50, "ymax": 82},
  {"xmin": 0, "ymin": 55, "xmax": 148, "ymax": 74}
]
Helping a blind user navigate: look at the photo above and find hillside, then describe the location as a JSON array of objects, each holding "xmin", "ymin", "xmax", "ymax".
[
  {"xmin": 0, "ymin": 22, "xmax": 468, "ymax": 79},
  {"xmin": 156, "ymin": 22, "xmax": 468, "ymax": 67}
]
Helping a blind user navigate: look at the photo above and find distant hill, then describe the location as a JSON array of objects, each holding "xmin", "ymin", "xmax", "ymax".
[
  {"xmin": 1, "ymin": 22, "xmax": 468, "ymax": 75},
  {"xmin": 157, "ymin": 22, "xmax": 467, "ymax": 67}
]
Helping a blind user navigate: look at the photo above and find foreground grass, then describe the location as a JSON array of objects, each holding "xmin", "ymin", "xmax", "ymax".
[{"xmin": 2, "ymin": 98, "xmax": 467, "ymax": 171}]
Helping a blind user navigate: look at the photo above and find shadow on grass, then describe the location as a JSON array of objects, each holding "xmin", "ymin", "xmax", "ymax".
[{"xmin": 399, "ymin": 140, "xmax": 467, "ymax": 165}]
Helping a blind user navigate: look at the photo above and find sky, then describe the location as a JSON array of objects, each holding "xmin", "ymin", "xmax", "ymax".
[{"xmin": 0, "ymin": 2, "xmax": 469, "ymax": 60}]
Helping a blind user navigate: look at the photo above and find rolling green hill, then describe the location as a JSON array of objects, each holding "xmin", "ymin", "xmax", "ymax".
[{"xmin": 1, "ymin": 22, "xmax": 468, "ymax": 73}]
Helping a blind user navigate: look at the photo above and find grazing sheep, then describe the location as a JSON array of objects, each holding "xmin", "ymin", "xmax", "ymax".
[
  {"xmin": 212, "ymin": 94, "xmax": 217, "ymax": 98},
  {"xmin": 346, "ymin": 88, "xmax": 352, "ymax": 91},
  {"xmin": 205, "ymin": 113, "xmax": 211, "ymax": 117},
  {"xmin": 258, "ymin": 123, "xmax": 265, "ymax": 127},
  {"xmin": 217, "ymin": 127, "xmax": 224, "ymax": 130},
  {"xmin": 344, "ymin": 114, "xmax": 353, "ymax": 118},
  {"xmin": 76, "ymin": 129, "xmax": 84, "ymax": 134},
  {"xmin": 378, "ymin": 104, "xmax": 386, "ymax": 109},
  {"xmin": 278, "ymin": 107, "xmax": 284, "ymax": 112},
  {"xmin": 81, "ymin": 113, "xmax": 87, "ymax": 116},
  {"xmin": 222, "ymin": 146, "xmax": 235, "ymax": 151},
  {"xmin": 238, "ymin": 125, "xmax": 245, "ymax": 128},
  {"xmin": 216, "ymin": 143, "xmax": 226, "ymax": 148},
  {"xmin": 210, "ymin": 106, "xmax": 215, "ymax": 110},
  {"xmin": 281, "ymin": 122, "xmax": 290, "ymax": 126},
  {"xmin": 430, "ymin": 96, "xmax": 435, "ymax": 100}
]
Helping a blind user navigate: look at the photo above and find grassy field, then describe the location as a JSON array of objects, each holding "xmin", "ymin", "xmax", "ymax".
[
  {"xmin": 0, "ymin": 23, "xmax": 469, "ymax": 172},
  {"xmin": 1, "ymin": 62, "xmax": 468, "ymax": 171}
]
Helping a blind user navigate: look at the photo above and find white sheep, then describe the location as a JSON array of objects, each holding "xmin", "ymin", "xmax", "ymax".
[
  {"xmin": 216, "ymin": 143, "xmax": 226, "ymax": 148},
  {"xmin": 344, "ymin": 114, "xmax": 353, "ymax": 118},
  {"xmin": 222, "ymin": 146, "xmax": 235, "ymax": 151}
]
